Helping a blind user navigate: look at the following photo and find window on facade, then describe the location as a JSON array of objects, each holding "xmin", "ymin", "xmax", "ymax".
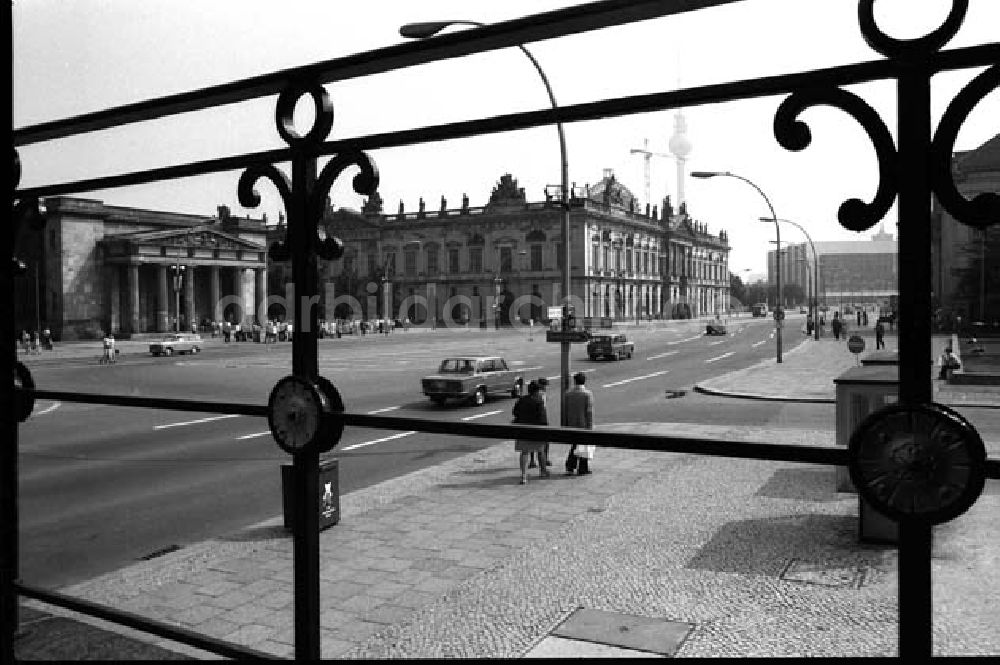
[
  {"xmin": 626, "ymin": 249, "xmax": 633, "ymax": 272},
  {"xmin": 385, "ymin": 252, "xmax": 396, "ymax": 277},
  {"xmin": 426, "ymin": 248, "xmax": 438, "ymax": 275},
  {"xmin": 404, "ymin": 250, "xmax": 417, "ymax": 276},
  {"xmin": 367, "ymin": 253, "xmax": 376, "ymax": 276},
  {"xmin": 500, "ymin": 246, "xmax": 512, "ymax": 273},
  {"xmin": 448, "ymin": 248, "xmax": 460, "ymax": 273},
  {"xmin": 343, "ymin": 254, "xmax": 354, "ymax": 274},
  {"xmin": 592, "ymin": 245, "xmax": 599, "ymax": 271},
  {"xmin": 470, "ymin": 247, "xmax": 483, "ymax": 273},
  {"xmin": 530, "ymin": 245, "xmax": 543, "ymax": 271},
  {"xmin": 603, "ymin": 247, "xmax": 610, "ymax": 272},
  {"xmin": 615, "ymin": 248, "xmax": 622, "ymax": 272}
]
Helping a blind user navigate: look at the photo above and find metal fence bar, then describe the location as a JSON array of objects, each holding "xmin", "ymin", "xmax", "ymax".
[
  {"xmin": 16, "ymin": 45, "xmax": 999, "ymax": 201},
  {"xmin": 13, "ymin": 0, "xmax": 743, "ymax": 147},
  {"xmin": 16, "ymin": 583, "xmax": 284, "ymax": 661}
]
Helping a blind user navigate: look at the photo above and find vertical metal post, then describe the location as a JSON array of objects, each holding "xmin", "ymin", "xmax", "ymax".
[
  {"xmin": 1, "ymin": 244, "xmax": 19, "ymax": 663},
  {"xmin": 895, "ymin": 57, "xmax": 934, "ymax": 659},
  {"xmin": 289, "ymin": 143, "xmax": 321, "ymax": 662}
]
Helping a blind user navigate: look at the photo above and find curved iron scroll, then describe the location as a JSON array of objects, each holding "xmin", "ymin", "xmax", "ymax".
[
  {"xmin": 774, "ymin": 87, "xmax": 896, "ymax": 232},
  {"xmin": 930, "ymin": 64, "xmax": 1000, "ymax": 229},
  {"xmin": 858, "ymin": 0, "xmax": 968, "ymax": 61},
  {"xmin": 238, "ymin": 79, "xmax": 379, "ymax": 261}
]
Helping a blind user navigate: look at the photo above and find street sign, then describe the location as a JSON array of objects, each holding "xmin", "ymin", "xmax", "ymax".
[
  {"xmin": 773, "ymin": 308, "xmax": 785, "ymax": 321},
  {"xmin": 546, "ymin": 330, "xmax": 590, "ymax": 343},
  {"xmin": 848, "ymin": 335, "xmax": 865, "ymax": 354},
  {"xmin": 547, "ymin": 306, "xmax": 562, "ymax": 320}
]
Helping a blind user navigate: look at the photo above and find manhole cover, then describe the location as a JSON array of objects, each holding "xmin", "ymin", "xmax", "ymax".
[
  {"xmin": 781, "ymin": 558, "xmax": 866, "ymax": 588},
  {"xmin": 552, "ymin": 608, "xmax": 693, "ymax": 656}
]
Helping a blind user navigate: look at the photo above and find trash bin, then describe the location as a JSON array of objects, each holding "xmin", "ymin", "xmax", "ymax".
[
  {"xmin": 834, "ymin": 365, "xmax": 899, "ymax": 544},
  {"xmin": 281, "ymin": 458, "xmax": 339, "ymax": 532}
]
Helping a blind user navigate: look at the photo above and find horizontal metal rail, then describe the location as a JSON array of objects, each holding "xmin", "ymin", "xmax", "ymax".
[
  {"xmin": 16, "ymin": 45, "xmax": 999, "ymax": 201},
  {"xmin": 26, "ymin": 388, "xmax": 1000, "ymax": 477},
  {"xmin": 17, "ymin": 582, "xmax": 283, "ymax": 661},
  {"xmin": 13, "ymin": 0, "xmax": 742, "ymax": 147}
]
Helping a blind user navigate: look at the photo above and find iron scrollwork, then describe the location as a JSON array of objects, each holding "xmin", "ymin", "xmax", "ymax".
[{"xmin": 774, "ymin": 0, "xmax": 998, "ymax": 233}]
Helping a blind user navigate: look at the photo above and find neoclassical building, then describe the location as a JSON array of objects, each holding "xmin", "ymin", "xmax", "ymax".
[
  {"xmin": 13, "ymin": 197, "xmax": 268, "ymax": 340},
  {"xmin": 267, "ymin": 170, "xmax": 731, "ymax": 326}
]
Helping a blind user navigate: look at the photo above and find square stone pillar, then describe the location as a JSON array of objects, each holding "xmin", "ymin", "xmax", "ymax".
[
  {"xmin": 210, "ymin": 266, "xmax": 221, "ymax": 323},
  {"xmin": 184, "ymin": 266, "xmax": 196, "ymax": 332},
  {"xmin": 127, "ymin": 264, "xmax": 140, "ymax": 335},
  {"xmin": 157, "ymin": 265, "xmax": 170, "ymax": 332},
  {"xmin": 255, "ymin": 268, "xmax": 267, "ymax": 324},
  {"xmin": 108, "ymin": 265, "xmax": 120, "ymax": 335},
  {"xmin": 242, "ymin": 268, "xmax": 254, "ymax": 327}
]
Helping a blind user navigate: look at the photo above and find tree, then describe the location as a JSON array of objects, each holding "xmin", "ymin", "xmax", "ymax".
[{"xmin": 729, "ymin": 273, "xmax": 747, "ymax": 306}]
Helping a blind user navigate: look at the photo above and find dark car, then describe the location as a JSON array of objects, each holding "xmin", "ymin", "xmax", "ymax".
[
  {"xmin": 587, "ymin": 333, "xmax": 634, "ymax": 361},
  {"xmin": 705, "ymin": 322, "xmax": 728, "ymax": 336}
]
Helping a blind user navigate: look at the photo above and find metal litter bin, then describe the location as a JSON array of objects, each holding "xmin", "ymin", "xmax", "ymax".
[{"xmin": 281, "ymin": 458, "xmax": 339, "ymax": 532}]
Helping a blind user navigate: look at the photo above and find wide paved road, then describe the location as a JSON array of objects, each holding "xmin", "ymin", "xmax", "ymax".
[{"xmin": 20, "ymin": 316, "xmax": 831, "ymax": 588}]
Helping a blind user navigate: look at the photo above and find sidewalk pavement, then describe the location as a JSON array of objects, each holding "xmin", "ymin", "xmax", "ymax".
[{"xmin": 14, "ymin": 328, "xmax": 1000, "ymax": 659}]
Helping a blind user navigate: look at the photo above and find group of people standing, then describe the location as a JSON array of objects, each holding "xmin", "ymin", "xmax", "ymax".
[
  {"xmin": 512, "ymin": 372, "xmax": 596, "ymax": 485},
  {"xmin": 17, "ymin": 328, "xmax": 53, "ymax": 355}
]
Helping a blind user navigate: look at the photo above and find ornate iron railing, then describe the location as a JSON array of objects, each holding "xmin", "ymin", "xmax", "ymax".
[{"xmin": 6, "ymin": 0, "xmax": 999, "ymax": 660}]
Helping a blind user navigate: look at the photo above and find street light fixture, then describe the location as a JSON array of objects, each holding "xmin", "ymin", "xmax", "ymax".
[
  {"xmin": 692, "ymin": 171, "xmax": 782, "ymax": 363},
  {"xmin": 763, "ymin": 217, "xmax": 819, "ymax": 341},
  {"xmin": 400, "ymin": 19, "xmax": 573, "ymax": 423},
  {"xmin": 171, "ymin": 263, "xmax": 186, "ymax": 332}
]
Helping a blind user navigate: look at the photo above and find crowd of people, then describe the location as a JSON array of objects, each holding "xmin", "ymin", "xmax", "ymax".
[{"xmin": 16, "ymin": 328, "xmax": 53, "ymax": 355}]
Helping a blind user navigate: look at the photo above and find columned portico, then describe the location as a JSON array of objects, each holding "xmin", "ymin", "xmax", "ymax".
[
  {"xmin": 127, "ymin": 265, "xmax": 140, "ymax": 335},
  {"xmin": 157, "ymin": 265, "xmax": 169, "ymax": 332},
  {"xmin": 210, "ymin": 266, "xmax": 221, "ymax": 323},
  {"xmin": 184, "ymin": 267, "xmax": 196, "ymax": 331}
]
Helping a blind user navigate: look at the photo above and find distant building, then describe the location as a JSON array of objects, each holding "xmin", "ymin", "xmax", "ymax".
[
  {"xmin": 266, "ymin": 171, "xmax": 731, "ymax": 325},
  {"xmin": 931, "ymin": 133, "xmax": 1000, "ymax": 320},
  {"xmin": 13, "ymin": 198, "xmax": 268, "ymax": 340},
  {"xmin": 770, "ymin": 228, "xmax": 898, "ymax": 310}
]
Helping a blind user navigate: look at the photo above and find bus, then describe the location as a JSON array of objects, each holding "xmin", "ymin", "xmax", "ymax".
[{"xmin": 752, "ymin": 303, "xmax": 769, "ymax": 318}]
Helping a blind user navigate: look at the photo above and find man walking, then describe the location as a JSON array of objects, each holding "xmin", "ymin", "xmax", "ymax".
[
  {"xmin": 564, "ymin": 372, "xmax": 595, "ymax": 475},
  {"xmin": 875, "ymin": 319, "xmax": 886, "ymax": 350},
  {"xmin": 528, "ymin": 377, "xmax": 552, "ymax": 469}
]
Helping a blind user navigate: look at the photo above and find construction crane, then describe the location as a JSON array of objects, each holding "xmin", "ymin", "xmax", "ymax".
[{"xmin": 629, "ymin": 138, "xmax": 671, "ymax": 208}]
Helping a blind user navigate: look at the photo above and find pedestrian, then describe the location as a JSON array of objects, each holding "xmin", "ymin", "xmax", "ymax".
[
  {"xmin": 938, "ymin": 346, "xmax": 960, "ymax": 380},
  {"xmin": 20, "ymin": 330, "xmax": 30, "ymax": 354},
  {"xmin": 806, "ymin": 313, "xmax": 814, "ymax": 336},
  {"xmin": 831, "ymin": 312, "xmax": 843, "ymax": 340},
  {"xmin": 528, "ymin": 377, "xmax": 552, "ymax": 469},
  {"xmin": 512, "ymin": 381, "xmax": 549, "ymax": 485},
  {"xmin": 41, "ymin": 327, "xmax": 53, "ymax": 350},
  {"xmin": 863, "ymin": 309, "xmax": 869, "ymax": 326},
  {"xmin": 857, "ymin": 310, "xmax": 862, "ymax": 326},
  {"xmin": 29, "ymin": 331, "xmax": 40, "ymax": 355},
  {"xmin": 875, "ymin": 319, "xmax": 886, "ymax": 350},
  {"xmin": 101, "ymin": 332, "xmax": 116, "ymax": 364},
  {"xmin": 564, "ymin": 372, "xmax": 595, "ymax": 475}
]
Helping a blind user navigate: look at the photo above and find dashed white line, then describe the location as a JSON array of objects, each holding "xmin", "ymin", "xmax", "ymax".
[
  {"xmin": 708, "ymin": 339, "xmax": 726, "ymax": 346},
  {"xmin": 154, "ymin": 414, "xmax": 240, "ymax": 430},
  {"xmin": 461, "ymin": 410, "xmax": 503, "ymax": 421},
  {"xmin": 667, "ymin": 335, "xmax": 702, "ymax": 345},
  {"xmin": 34, "ymin": 401, "xmax": 62, "ymax": 416},
  {"xmin": 602, "ymin": 370, "xmax": 669, "ymax": 388},
  {"xmin": 340, "ymin": 431, "xmax": 416, "ymax": 451},
  {"xmin": 545, "ymin": 368, "xmax": 596, "ymax": 381},
  {"xmin": 752, "ymin": 340, "xmax": 767, "ymax": 348},
  {"xmin": 646, "ymin": 351, "xmax": 679, "ymax": 360},
  {"xmin": 367, "ymin": 406, "xmax": 400, "ymax": 415},
  {"xmin": 706, "ymin": 352, "xmax": 735, "ymax": 363},
  {"xmin": 237, "ymin": 431, "xmax": 271, "ymax": 440}
]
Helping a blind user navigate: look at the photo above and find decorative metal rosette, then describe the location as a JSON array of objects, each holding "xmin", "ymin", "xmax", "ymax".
[{"xmin": 848, "ymin": 402, "xmax": 987, "ymax": 525}]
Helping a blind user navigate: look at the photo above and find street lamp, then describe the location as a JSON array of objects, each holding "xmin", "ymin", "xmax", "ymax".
[
  {"xmin": 764, "ymin": 217, "xmax": 819, "ymax": 341},
  {"xmin": 171, "ymin": 263, "xmax": 186, "ymax": 332},
  {"xmin": 400, "ymin": 18, "xmax": 573, "ymax": 423},
  {"xmin": 692, "ymin": 171, "xmax": 782, "ymax": 362}
]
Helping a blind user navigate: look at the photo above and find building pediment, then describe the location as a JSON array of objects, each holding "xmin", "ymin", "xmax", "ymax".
[{"xmin": 104, "ymin": 226, "xmax": 264, "ymax": 251}]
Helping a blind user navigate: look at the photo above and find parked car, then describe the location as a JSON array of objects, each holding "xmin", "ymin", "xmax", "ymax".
[
  {"xmin": 149, "ymin": 333, "xmax": 203, "ymax": 356},
  {"xmin": 705, "ymin": 322, "xmax": 728, "ymax": 336},
  {"xmin": 587, "ymin": 333, "xmax": 635, "ymax": 360},
  {"xmin": 421, "ymin": 356, "xmax": 525, "ymax": 406}
]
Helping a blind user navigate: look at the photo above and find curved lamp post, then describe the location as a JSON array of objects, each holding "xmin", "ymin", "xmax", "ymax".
[
  {"xmin": 764, "ymin": 217, "xmax": 819, "ymax": 342},
  {"xmin": 401, "ymin": 20, "xmax": 572, "ymax": 422},
  {"xmin": 692, "ymin": 171, "xmax": 782, "ymax": 362}
]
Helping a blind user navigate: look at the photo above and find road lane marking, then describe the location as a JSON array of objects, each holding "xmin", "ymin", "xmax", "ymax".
[
  {"xmin": 237, "ymin": 431, "xmax": 271, "ymax": 440},
  {"xmin": 520, "ymin": 366, "xmax": 544, "ymax": 372},
  {"xmin": 154, "ymin": 414, "xmax": 241, "ymax": 430},
  {"xmin": 367, "ymin": 406, "xmax": 400, "ymax": 414},
  {"xmin": 706, "ymin": 352, "xmax": 735, "ymax": 363},
  {"xmin": 667, "ymin": 335, "xmax": 702, "ymax": 345},
  {"xmin": 340, "ymin": 431, "xmax": 416, "ymax": 451},
  {"xmin": 752, "ymin": 340, "xmax": 767, "ymax": 348},
  {"xmin": 461, "ymin": 410, "xmax": 503, "ymax": 421},
  {"xmin": 708, "ymin": 339, "xmax": 726, "ymax": 346},
  {"xmin": 602, "ymin": 370, "xmax": 669, "ymax": 388},
  {"xmin": 646, "ymin": 351, "xmax": 678, "ymax": 360},
  {"xmin": 34, "ymin": 401, "xmax": 61, "ymax": 416}
]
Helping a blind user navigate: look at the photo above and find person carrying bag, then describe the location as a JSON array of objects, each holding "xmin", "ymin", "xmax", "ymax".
[{"xmin": 564, "ymin": 372, "xmax": 596, "ymax": 475}]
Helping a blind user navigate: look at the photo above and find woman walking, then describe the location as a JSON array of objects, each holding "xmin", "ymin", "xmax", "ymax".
[{"xmin": 512, "ymin": 381, "xmax": 549, "ymax": 484}]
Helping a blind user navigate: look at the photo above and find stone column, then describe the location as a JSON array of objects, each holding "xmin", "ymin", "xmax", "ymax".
[
  {"xmin": 108, "ymin": 265, "xmax": 120, "ymax": 335},
  {"xmin": 183, "ymin": 266, "xmax": 196, "ymax": 331},
  {"xmin": 127, "ymin": 264, "xmax": 140, "ymax": 335},
  {"xmin": 242, "ymin": 268, "xmax": 255, "ymax": 327},
  {"xmin": 255, "ymin": 268, "xmax": 267, "ymax": 325},
  {"xmin": 157, "ymin": 265, "xmax": 169, "ymax": 332},
  {"xmin": 210, "ymin": 266, "xmax": 221, "ymax": 323}
]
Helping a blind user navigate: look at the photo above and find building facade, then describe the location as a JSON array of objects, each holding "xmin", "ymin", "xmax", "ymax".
[
  {"xmin": 931, "ymin": 133, "xmax": 1000, "ymax": 321},
  {"xmin": 13, "ymin": 198, "xmax": 268, "ymax": 340},
  {"xmin": 267, "ymin": 171, "xmax": 731, "ymax": 326}
]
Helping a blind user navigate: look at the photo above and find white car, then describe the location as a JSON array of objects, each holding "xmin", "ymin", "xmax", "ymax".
[{"xmin": 149, "ymin": 333, "xmax": 203, "ymax": 356}]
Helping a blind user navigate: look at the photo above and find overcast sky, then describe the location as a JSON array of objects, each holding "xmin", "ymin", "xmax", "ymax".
[{"xmin": 13, "ymin": 0, "xmax": 1000, "ymax": 275}]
